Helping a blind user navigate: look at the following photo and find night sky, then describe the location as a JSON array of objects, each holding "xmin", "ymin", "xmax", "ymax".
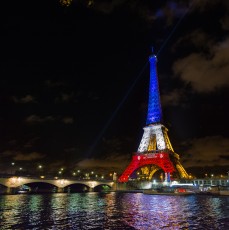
[{"xmin": 1, "ymin": 0, "xmax": 229, "ymax": 176}]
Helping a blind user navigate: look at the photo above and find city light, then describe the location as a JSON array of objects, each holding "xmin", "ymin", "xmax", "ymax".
[
  {"xmin": 58, "ymin": 179, "xmax": 66, "ymax": 186},
  {"xmin": 59, "ymin": 0, "xmax": 72, "ymax": 7}
]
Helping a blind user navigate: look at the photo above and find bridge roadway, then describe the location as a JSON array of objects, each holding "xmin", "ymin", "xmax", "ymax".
[{"xmin": 0, "ymin": 176, "xmax": 116, "ymax": 193}]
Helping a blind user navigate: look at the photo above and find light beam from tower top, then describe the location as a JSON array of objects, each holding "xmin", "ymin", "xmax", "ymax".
[{"xmin": 146, "ymin": 51, "xmax": 163, "ymax": 125}]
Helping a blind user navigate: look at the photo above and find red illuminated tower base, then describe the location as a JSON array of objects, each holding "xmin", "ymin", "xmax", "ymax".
[{"xmin": 118, "ymin": 151, "xmax": 185, "ymax": 183}]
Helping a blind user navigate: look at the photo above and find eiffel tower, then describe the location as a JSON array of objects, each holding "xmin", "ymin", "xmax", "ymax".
[{"xmin": 118, "ymin": 50, "xmax": 189, "ymax": 182}]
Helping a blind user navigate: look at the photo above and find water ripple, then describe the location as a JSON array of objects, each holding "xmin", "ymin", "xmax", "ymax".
[{"xmin": 0, "ymin": 192, "xmax": 229, "ymax": 229}]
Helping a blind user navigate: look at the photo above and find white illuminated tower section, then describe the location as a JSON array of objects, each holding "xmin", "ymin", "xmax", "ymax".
[{"xmin": 118, "ymin": 51, "xmax": 189, "ymax": 183}]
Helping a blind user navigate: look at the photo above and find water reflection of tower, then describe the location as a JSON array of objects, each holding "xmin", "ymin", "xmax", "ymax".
[{"xmin": 119, "ymin": 50, "xmax": 189, "ymax": 182}]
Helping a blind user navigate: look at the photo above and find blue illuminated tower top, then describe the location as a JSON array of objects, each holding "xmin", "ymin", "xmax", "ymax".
[{"xmin": 146, "ymin": 52, "xmax": 163, "ymax": 125}]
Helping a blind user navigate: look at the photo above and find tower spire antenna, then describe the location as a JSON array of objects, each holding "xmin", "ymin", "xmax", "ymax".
[{"xmin": 151, "ymin": 46, "xmax": 157, "ymax": 57}]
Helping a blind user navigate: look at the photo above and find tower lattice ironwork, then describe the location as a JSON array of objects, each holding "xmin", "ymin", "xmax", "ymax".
[{"xmin": 118, "ymin": 51, "xmax": 189, "ymax": 183}]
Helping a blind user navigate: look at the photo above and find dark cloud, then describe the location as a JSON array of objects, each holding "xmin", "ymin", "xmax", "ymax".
[
  {"xmin": 161, "ymin": 89, "xmax": 186, "ymax": 107},
  {"xmin": 75, "ymin": 154, "xmax": 130, "ymax": 172},
  {"xmin": 193, "ymin": 0, "xmax": 229, "ymax": 12},
  {"xmin": 220, "ymin": 14, "xmax": 229, "ymax": 30},
  {"xmin": 24, "ymin": 137, "xmax": 40, "ymax": 149},
  {"xmin": 173, "ymin": 37, "xmax": 229, "ymax": 92},
  {"xmin": 154, "ymin": 1, "xmax": 189, "ymax": 26},
  {"xmin": 64, "ymin": 147, "xmax": 77, "ymax": 153},
  {"xmin": 25, "ymin": 115, "xmax": 56, "ymax": 124},
  {"xmin": 62, "ymin": 117, "xmax": 74, "ymax": 124},
  {"xmin": 219, "ymin": 154, "xmax": 229, "ymax": 160},
  {"xmin": 25, "ymin": 115, "xmax": 75, "ymax": 125},
  {"xmin": 55, "ymin": 92, "xmax": 74, "ymax": 103},
  {"xmin": 173, "ymin": 29, "xmax": 213, "ymax": 50},
  {"xmin": 44, "ymin": 80, "xmax": 67, "ymax": 88},
  {"xmin": 12, "ymin": 95, "xmax": 36, "ymax": 104},
  {"xmin": 13, "ymin": 152, "xmax": 45, "ymax": 161},
  {"xmin": 91, "ymin": 0, "xmax": 126, "ymax": 14},
  {"xmin": 78, "ymin": 0, "xmax": 190, "ymax": 26},
  {"xmin": 182, "ymin": 136, "xmax": 229, "ymax": 167},
  {"xmin": 1, "ymin": 150, "xmax": 45, "ymax": 161}
]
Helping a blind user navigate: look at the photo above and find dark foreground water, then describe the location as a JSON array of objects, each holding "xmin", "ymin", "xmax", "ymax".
[{"xmin": 0, "ymin": 192, "xmax": 229, "ymax": 229}]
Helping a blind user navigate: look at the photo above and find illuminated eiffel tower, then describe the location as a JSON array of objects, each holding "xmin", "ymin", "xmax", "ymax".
[{"xmin": 118, "ymin": 50, "xmax": 189, "ymax": 182}]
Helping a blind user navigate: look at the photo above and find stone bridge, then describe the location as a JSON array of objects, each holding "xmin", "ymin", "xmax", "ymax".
[{"xmin": 0, "ymin": 176, "xmax": 116, "ymax": 193}]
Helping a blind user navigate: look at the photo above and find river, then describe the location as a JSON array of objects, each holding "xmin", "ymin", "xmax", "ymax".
[{"xmin": 0, "ymin": 192, "xmax": 228, "ymax": 229}]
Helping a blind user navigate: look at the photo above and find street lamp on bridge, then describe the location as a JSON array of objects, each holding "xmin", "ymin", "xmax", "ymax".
[{"xmin": 10, "ymin": 162, "xmax": 15, "ymax": 175}]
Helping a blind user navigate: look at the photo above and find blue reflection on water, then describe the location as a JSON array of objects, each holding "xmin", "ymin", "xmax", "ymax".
[{"xmin": 0, "ymin": 192, "xmax": 229, "ymax": 229}]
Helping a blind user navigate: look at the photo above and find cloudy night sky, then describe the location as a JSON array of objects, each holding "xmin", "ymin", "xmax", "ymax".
[{"xmin": 0, "ymin": 0, "xmax": 229, "ymax": 176}]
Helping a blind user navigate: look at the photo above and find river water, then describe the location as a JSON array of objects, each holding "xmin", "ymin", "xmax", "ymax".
[{"xmin": 0, "ymin": 192, "xmax": 228, "ymax": 229}]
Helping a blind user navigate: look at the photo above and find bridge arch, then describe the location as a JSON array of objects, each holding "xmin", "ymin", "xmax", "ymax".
[
  {"xmin": 0, "ymin": 183, "xmax": 8, "ymax": 194},
  {"xmin": 0, "ymin": 177, "xmax": 115, "ymax": 193},
  {"xmin": 93, "ymin": 184, "xmax": 112, "ymax": 192},
  {"xmin": 20, "ymin": 181, "xmax": 58, "ymax": 193},
  {"xmin": 64, "ymin": 183, "xmax": 91, "ymax": 192}
]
